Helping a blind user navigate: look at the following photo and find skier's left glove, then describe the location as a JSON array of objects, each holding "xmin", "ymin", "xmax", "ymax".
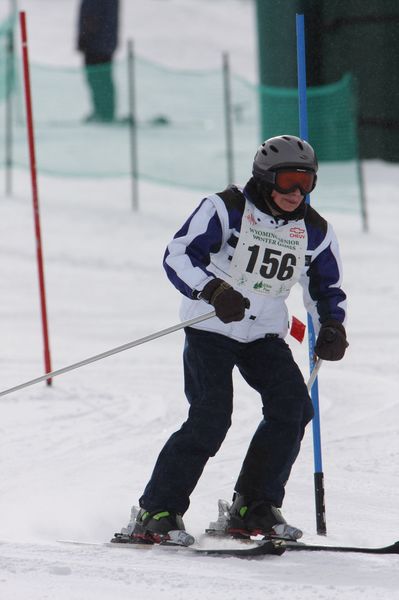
[{"xmin": 315, "ymin": 320, "xmax": 348, "ymax": 361}]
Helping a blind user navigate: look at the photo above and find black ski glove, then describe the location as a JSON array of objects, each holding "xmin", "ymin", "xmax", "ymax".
[
  {"xmin": 199, "ymin": 278, "xmax": 250, "ymax": 324},
  {"xmin": 315, "ymin": 320, "xmax": 348, "ymax": 361}
]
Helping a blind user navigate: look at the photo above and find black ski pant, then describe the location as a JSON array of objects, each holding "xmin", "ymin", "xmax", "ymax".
[{"xmin": 139, "ymin": 327, "xmax": 314, "ymax": 514}]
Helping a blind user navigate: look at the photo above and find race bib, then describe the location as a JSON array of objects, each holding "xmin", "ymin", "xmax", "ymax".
[{"xmin": 229, "ymin": 202, "xmax": 307, "ymax": 296}]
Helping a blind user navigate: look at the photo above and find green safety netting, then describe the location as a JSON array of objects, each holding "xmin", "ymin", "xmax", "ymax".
[
  {"xmin": 0, "ymin": 15, "xmax": 362, "ymax": 214},
  {"xmin": 0, "ymin": 13, "xmax": 16, "ymax": 102},
  {"xmin": 256, "ymin": 74, "xmax": 361, "ymax": 212},
  {"xmin": 259, "ymin": 74, "xmax": 358, "ymax": 161}
]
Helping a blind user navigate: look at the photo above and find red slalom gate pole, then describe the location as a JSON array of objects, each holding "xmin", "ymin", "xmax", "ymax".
[{"xmin": 19, "ymin": 11, "xmax": 52, "ymax": 386}]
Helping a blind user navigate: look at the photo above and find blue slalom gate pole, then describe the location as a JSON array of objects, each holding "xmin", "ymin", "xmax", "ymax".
[{"xmin": 296, "ymin": 13, "xmax": 327, "ymax": 535}]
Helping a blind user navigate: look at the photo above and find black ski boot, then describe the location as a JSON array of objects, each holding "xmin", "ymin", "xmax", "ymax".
[
  {"xmin": 227, "ymin": 494, "xmax": 302, "ymax": 540},
  {"xmin": 111, "ymin": 506, "xmax": 194, "ymax": 546},
  {"xmin": 132, "ymin": 509, "xmax": 185, "ymax": 542}
]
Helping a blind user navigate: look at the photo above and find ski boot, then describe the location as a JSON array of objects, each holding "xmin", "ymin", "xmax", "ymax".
[
  {"xmin": 111, "ymin": 506, "xmax": 194, "ymax": 546},
  {"xmin": 227, "ymin": 494, "xmax": 303, "ymax": 541}
]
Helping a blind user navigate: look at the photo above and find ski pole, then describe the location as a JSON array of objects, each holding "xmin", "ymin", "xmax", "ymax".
[
  {"xmin": 0, "ymin": 311, "xmax": 216, "ymax": 399},
  {"xmin": 306, "ymin": 357, "xmax": 323, "ymax": 392}
]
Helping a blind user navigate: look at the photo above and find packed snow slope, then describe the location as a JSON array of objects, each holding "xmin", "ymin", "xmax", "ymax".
[
  {"xmin": 1, "ymin": 157, "xmax": 398, "ymax": 600},
  {"xmin": 1, "ymin": 1, "xmax": 399, "ymax": 599}
]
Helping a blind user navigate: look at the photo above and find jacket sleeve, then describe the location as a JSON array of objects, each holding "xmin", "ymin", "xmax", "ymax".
[
  {"xmin": 163, "ymin": 198, "xmax": 225, "ymax": 298},
  {"xmin": 300, "ymin": 222, "xmax": 347, "ymax": 333}
]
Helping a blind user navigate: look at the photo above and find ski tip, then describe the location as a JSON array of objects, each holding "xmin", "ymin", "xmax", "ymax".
[
  {"xmin": 385, "ymin": 541, "xmax": 399, "ymax": 554},
  {"xmin": 279, "ymin": 539, "xmax": 399, "ymax": 555}
]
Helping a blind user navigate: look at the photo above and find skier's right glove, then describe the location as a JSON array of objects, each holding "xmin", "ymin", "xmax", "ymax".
[{"xmin": 198, "ymin": 278, "xmax": 250, "ymax": 324}]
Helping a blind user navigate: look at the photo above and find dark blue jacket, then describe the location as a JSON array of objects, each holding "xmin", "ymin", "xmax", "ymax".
[{"xmin": 77, "ymin": 0, "xmax": 119, "ymax": 58}]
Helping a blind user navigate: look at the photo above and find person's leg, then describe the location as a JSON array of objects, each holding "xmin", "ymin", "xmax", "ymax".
[
  {"xmin": 235, "ymin": 337, "xmax": 313, "ymax": 507},
  {"xmin": 84, "ymin": 54, "xmax": 115, "ymax": 121},
  {"xmin": 139, "ymin": 328, "xmax": 238, "ymax": 514}
]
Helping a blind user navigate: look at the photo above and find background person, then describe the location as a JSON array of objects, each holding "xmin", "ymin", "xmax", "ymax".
[{"xmin": 77, "ymin": 0, "xmax": 119, "ymax": 123}]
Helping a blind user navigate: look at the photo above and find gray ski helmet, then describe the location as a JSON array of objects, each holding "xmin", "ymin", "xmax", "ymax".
[{"xmin": 252, "ymin": 135, "xmax": 318, "ymax": 182}]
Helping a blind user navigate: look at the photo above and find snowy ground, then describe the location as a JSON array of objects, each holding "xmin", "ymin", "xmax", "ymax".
[{"xmin": 1, "ymin": 1, "xmax": 399, "ymax": 599}]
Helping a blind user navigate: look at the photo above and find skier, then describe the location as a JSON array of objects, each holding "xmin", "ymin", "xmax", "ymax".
[{"xmin": 129, "ymin": 135, "xmax": 348, "ymax": 544}]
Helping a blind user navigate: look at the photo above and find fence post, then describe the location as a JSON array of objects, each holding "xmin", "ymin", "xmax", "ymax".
[
  {"xmin": 222, "ymin": 52, "xmax": 234, "ymax": 185},
  {"xmin": 356, "ymin": 159, "xmax": 368, "ymax": 232},
  {"xmin": 350, "ymin": 75, "xmax": 368, "ymax": 232},
  {"xmin": 5, "ymin": 12, "xmax": 15, "ymax": 196},
  {"xmin": 127, "ymin": 39, "xmax": 139, "ymax": 212}
]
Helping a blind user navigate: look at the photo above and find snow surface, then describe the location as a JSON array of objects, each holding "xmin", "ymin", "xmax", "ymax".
[{"xmin": 1, "ymin": 1, "xmax": 399, "ymax": 599}]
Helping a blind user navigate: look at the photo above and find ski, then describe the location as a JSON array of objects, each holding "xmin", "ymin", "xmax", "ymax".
[
  {"xmin": 277, "ymin": 539, "xmax": 399, "ymax": 555},
  {"xmin": 191, "ymin": 540, "xmax": 284, "ymax": 557},
  {"xmin": 110, "ymin": 530, "xmax": 284, "ymax": 557},
  {"xmin": 198, "ymin": 537, "xmax": 399, "ymax": 556},
  {"xmin": 110, "ymin": 538, "xmax": 284, "ymax": 557},
  {"xmin": 205, "ymin": 533, "xmax": 399, "ymax": 556},
  {"xmin": 59, "ymin": 537, "xmax": 399, "ymax": 557},
  {"xmin": 59, "ymin": 538, "xmax": 284, "ymax": 558}
]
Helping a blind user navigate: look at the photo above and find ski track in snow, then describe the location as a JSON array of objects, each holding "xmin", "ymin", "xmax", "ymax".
[
  {"xmin": 0, "ymin": 540, "xmax": 398, "ymax": 600},
  {"xmin": 1, "ymin": 1, "xmax": 399, "ymax": 598}
]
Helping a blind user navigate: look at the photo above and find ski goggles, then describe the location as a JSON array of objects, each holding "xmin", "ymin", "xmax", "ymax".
[{"xmin": 266, "ymin": 168, "xmax": 317, "ymax": 195}]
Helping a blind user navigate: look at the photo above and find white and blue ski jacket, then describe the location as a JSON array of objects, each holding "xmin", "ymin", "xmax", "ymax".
[{"xmin": 164, "ymin": 185, "xmax": 347, "ymax": 343}]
